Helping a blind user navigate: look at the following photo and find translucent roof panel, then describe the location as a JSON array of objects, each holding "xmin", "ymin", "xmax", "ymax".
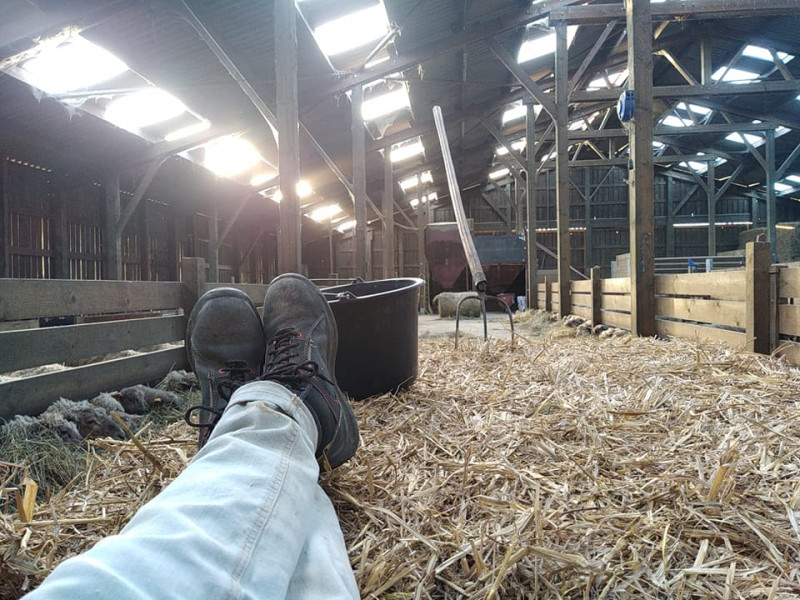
[
  {"xmin": 105, "ymin": 88, "xmax": 187, "ymax": 133},
  {"xmin": 711, "ymin": 67, "xmax": 760, "ymax": 84},
  {"xmin": 501, "ymin": 101, "xmax": 541, "ymax": 125},
  {"xmin": 742, "ymin": 45, "xmax": 794, "ymax": 63},
  {"xmin": 489, "ymin": 167, "xmax": 510, "ymax": 180},
  {"xmin": 308, "ymin": 204, "xmax": 342, "ymax": 222},
  {"xmin": 586, "ymin": 68, "xmax": 628, "ymax": 91},
  {"xmin": 204, "ymin": 136, "xmax": 263, "ymax": 177},
  {"xmin": 518, "ymin": 25, "xmax": 578, "ymax": 63},
  {"xmin": 14, "ymin": 32, "xmax": 128, "ymax": 95},
  {"xmin": 361, "ymin": 86, "xmax": 410, "ymax": 121},
  {"xmin": 313, "ymin": 3, "xmax": 389, "ymax": 57},
  {"xmin": 725, "ymin": 132, "xmax": 765, "ymax": 147},
  {"xmin": 389, "ymin": 138, "xmax": 424, "ymax": 162}
]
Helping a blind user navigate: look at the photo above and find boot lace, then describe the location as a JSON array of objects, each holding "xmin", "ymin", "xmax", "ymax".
[
  {"xmin": 262, "ymin": 328, "xmax": 333, "ymax": 389},
  {"xmin": 184, "ymin": 359, "xmax": 255, "ymax": 446}
]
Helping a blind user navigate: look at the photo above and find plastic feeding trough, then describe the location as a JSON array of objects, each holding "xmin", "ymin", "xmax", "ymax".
[{"xmin": 322, "ymin": 278, "xmax": 424, "ymax": 400}]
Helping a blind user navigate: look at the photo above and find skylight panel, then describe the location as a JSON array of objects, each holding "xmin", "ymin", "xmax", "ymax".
[
  {"xmin": 204, "ymin": 137, "xmax": 262, "ymax": 177},
  {"xmin": 742, "ymin": 45, "xmax": 794, "ymax": 63},
  {"xmin": 390, "ymin": 138, "xmax": 424, "ymax": 162},
  {"xmin": 496, "ymin": 139, "xmax": 526, "ymax": 155},
  {"xmin": 271, "ymin": 180, "xmax": 314, "ymax": 203},
  {"xmin": 652, "ymin": 141, "xmax": 666, "ymax": 150},
  {"xmin": 587, "ymin": 68, "xmax": 628, "ymax": 91},
  {"xmin": 678, "ymin": 156, "xmax": 727, "ymax": 174},
  {"xmin": 489, "ymin": 167, "xmax": 510, "ymax": 180},
  {"xmin": 787, "ymin": 175, "xmax": 800, "ymax": 184},
  {"xmin": 361, "ymin": 87, "xmax": 410, "ymax": 121},
  {"xmin": 518, "ymin": 25, "xmax": 578, "ymax": 63},
  {"xmin": 399, "ymin": 175, "xmax": 419, "ymax": 190},
  {"xmin": 775, "ymin": 182, "xmax": 793, "ymax": 193},
  {"xmin": 711, "ymin": 67, "xmax": 759, "ymax": 84},
  {"xmin": 308, "ymin": 204, "xmax": 342, "ymax": 222},
  {"xmin": 337, "ymin": 219, "xmax": 357, "ymax": 233},
  {"xmin": 105, "ymin": 88, "xmax": 187, "ymax": 132},
  {"xmin": 313, "ymin": 3, "xmax": 389, "ymax": 57},
  {"xmin": 675, "ymin": 102, "xmax": 713, "ymax": 116},
  {"xmin": 725, "ymin": 132, "xmax": 765, "ymax": 147},
  {"xmin": 17, "ymin": 33, "xmax": 128, "ymax": 95},
  {"xmin": 164, "ymin": 120, "xmax": 210, "ymax": 142},
  {"xmin": 661, "ymin": 115, "xmax": 692, "ymax": 128},
  {"xmin": 250, "ymin": 172, "xmax": 277, "ymax": 187},
  {"xmin": 421, "ymin": 171, "xmax": 433, "ymax": 184}
]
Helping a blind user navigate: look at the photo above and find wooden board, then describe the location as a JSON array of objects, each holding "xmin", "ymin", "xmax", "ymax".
[
  {"xmin": 777, "ymin": 268, "xmax": 800, "ymax": 301},
  {"xmin": 601, "ymin": 294, "xmax": 631, "ymax": 312},
  {"xmin": 600, "ymin": 278, "xmax": 630, "ymax": 294},
  {"xmin": 772, "ymin": 340, "xmax": 800, "ymax": 365},
  {"xmin": 0, "ymin": 280, "xmax": 183, "ymax": 322},
  {"xmin": 203, "ymin": 283, "xmax": 270, "ymax": 307},
  {"xmin": 777, "ymin": 303, "xmax": 800, "ymax": 337},
  {"xmin": 601, "ymin": 310, "xmax": 631, "ymax": 329},
  {"xmin": 571, "ymin": 280, "xmax": 592, "ymax": 293},
  {"xmin": 0, "ymin": 315, "xmax": 186, "ymax": 373},
  {"xmin": 655, "ymin": 271, "xmax": 746, "ymax": 301},
  {"xmin": 656, "ymin": 297, "xmax": 745, "ymax": 329},
  {"xmin": 0, "ymin": 347, "xmax": 188, "ymax": 419},
  {"xmin": 572, "ymin": 306, "xmax": 592, "ymax": 320},
  {"xmin": 655, "ymin": 319, "xmax": 747, "ymax": 349}
]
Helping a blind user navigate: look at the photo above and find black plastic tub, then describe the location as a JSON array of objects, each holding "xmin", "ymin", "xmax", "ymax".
[{"xmin": 322, "ymin": 278, "xmax": 424, "ymax": 400}]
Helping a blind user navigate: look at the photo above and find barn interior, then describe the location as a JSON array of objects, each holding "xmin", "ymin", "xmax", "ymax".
[{"xmin": 2, "ymin": 1, "xmax": 800, "ymax": 598}]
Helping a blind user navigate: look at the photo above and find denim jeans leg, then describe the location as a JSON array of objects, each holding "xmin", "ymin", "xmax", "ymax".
[{"xmin": 24, "ymin": 381, "xmax": 356, "ymax": 600}]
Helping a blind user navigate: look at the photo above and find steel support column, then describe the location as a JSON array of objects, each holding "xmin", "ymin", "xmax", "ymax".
[
  {"xmin": 626, "ymin": 0, "xmax": 656, "ymax": 336},
  {"xmin": 275, "ymin": 0, "xmax": 301, "ymax": 273},
  {"xmin": 554, "ymin": 21, "xmax": 571, "ymax": 317},
  {"xmin": 351, "ymin": 84, "xmax": 368, "ymax": 279}
]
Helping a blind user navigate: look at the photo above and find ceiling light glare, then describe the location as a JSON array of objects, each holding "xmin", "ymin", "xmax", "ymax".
[
  {"xmin": 314, "ymin": 4, "xmax": 389, "ymax": 57},
  {"xmin": 250, "ymin": 172, "xmax": 277, "ymax": 187},
  {"xmin": 20, "ymin": 34, "xmax": 128, "ymax": 95},
  {"xmin": 309, "ymin": 204, "xmax": 342, "ymax": 222},
  {"xmin": 105, "ymin": 88, "xmax": 187, "ymax": 132},
  {"xmin": 390, "ymin": 140, "xmax": 424, "ymax": 162},
  {"xmin": 337, "ymin": 219, "xmax": 357, "ymax": 233},
  {"xmin": 204, "ymin": 136, "xmax": 261, "ymax": 177},
  {"xmin": 296, "ymin": 180, "xmax": 313, "ymax": 198},
  {"xmin": 421, "ymin": 171, "xmax": 433, "ymax": 183},
  {"xmin": 164, "ymin": 120, "xmax": 211, "ymax": 142},
  {"xmin": 489, "ymin": 167, "xmax": 510, "ymax": 180},
  {"xmin": 361, "ymin": 87, "xmax": 410, "ymax": 120}
]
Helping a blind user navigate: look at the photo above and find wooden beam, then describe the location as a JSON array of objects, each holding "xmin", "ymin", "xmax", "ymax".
[
  {"xmin": 555, "ymin": 21, "xmax": 571, "ymax": 317},
  {"xmin": 707, "ymin": 158, "xmax": 716, "ymax": 255},
  {"xmin": 551, "ymin": 0, "xmax": 800, "ymax": 23},
  {"xmin": 485, "ymin": 36, "xmax": 558, "ymax": 119},
  {"xmin": 765, "ymin": 129, "xmax": 777, "ymax": 249},
  {"xmin": 525, "ymin": 99, "xmax": 538, "ymax": 309},
  {"xmin": 384, "ymin": 157, "xmax": 395, "ymax": 278},
  {"xmin": 479, "ymin": 117, "xmax": 527, "ymax": 171},
  {"xmin": 569, "ymin": 19, "xmax": 618, "ymax": 94},
  {"xmin": 626, "ymin": 0, "xmax": 656, "ymax": 337},
  {"xmin": 352, "ymin": 85, "xmax": 368, "ymax": 279},
  {"xmin": 571, "ymin": 79, "xmax": 800, "ymax": 102},
  {"xmin": 275, "ymin": 0, "xmax": 301, "ymax": 273},
  {"xmin": 746, "ymin": 241, "xmax": 771, "ymax": 354}
]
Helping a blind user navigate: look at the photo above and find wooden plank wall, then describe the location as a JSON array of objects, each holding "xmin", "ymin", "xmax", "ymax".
[{"xmin": 773, "ymin": 266, "xmax": 800, "ymax": 362}]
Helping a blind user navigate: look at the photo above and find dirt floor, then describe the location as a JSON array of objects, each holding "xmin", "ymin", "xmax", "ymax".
[{"xmin": 419, "ymin": 313, "xmax": 514, "ymax": 341}]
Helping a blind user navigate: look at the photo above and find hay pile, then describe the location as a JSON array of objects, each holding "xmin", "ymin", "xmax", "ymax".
[{"xmin": 2, "ymin": 332, "xmax": 800, "ymax": 599}]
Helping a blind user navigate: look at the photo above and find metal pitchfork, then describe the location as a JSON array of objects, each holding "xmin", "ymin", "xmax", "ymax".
[{"xmin": 432, "ymin": 105, "xmax": 515, "ymax": 349}]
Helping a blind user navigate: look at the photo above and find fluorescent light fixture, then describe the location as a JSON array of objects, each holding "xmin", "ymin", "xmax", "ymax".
[
  {"xmin": 673, "ymin": 221, "xmax": 752, "ymax": 228},
  {"xmin": 308, "ymin": 204, "xmax": 342, "ymax": 222},
  {"xmin": 725, "ymin": 131, "xmax": 764, "ymax": 147},
  {"xmin": 742, "ymin": 45, "xmax": 794, "ymax": 63},
  {"xmin": 489, "ymin": 167, "xmax": 510, "ymax": 180},
  {"xmin": 535, "ymin": 226, "xmax": 586, "ymax": 233},
  {"xmin": 675, "ymin": 102, "xmax": 713, "ymax": 116},
  {"xmin": 19, "ymin": 34, "xmax": 128, "ymax": 95},
  {"xmin": 361, "ymin": 86, "xmax": 410, "ymax": 121},
  {"xmin": 711, "ymin": 67, "xmax": 759, "ymax": 83},
  {"xmin": 786, "ymin": 174, "xmax": 800, "ymax": 184},
  {"xmin": 164, "ymin": 120, "xmax": 211, "ymax": 142},
  {"xmin": 204, "ymin": 136, "xmax": 261, "ymax": 177},
  {"xmin": 586, "ymin": 68, "xmax": 628, "ymax": 91},
  {"xmin": 313, "ymin": 4, "xmax": 389, "ymax": 57},
  {"xmin": 336, "ymin": 219, "xmax": 357, "ymax": 233},
  {"xmin": 518, "ymin": 25, "xmax": 578, "ymax": 63},
  {"xmin": 390, "ymin": 139, "xmax": 424, "ymax": 162},
  {"xmin": 105, "ymin": 88, "xmax": 187, "ymax": 132},
  {"xmin": 250, "ymin": 172, "xmax": 277, "ymax": 187},
  {"xmin": 777, "ymin": 224, "xmax": 796, "ymax": 230}
]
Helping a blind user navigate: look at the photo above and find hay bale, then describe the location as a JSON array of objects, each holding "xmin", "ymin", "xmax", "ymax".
[{"xmin": 433, "ymin": 292, "xmax": 481, "ymax": 318}]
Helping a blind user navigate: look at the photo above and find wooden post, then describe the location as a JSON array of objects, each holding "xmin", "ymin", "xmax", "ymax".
[
  {"xmin": 584, "ymin": 168, "xmax": 593, "ymax": 271},
  {"xmin": 104, "ymin": 173, "xmax": 121, "ymax": 280},
  {"xmin": 275, "ymin": 0, "xmax": 301, "ymax": 273},
  {"xmin": 626, "ymin": 0, "xmax": 656, "ymax": 337},
  {"xmin": 765, "ymin": 129, "xmax": 777, "ymax": 255},
  {"xmin": 352, "ymin": 84, "xmax": 368, "ymax": 279},
  {"xmin": 707, "ymin": 158, "xmax": 716, "ymax": 256},
  {"xmin": 769, "ymin": 264, "xmax": 781, "ymax": 353},
  {"xmin": 383, "ymin": 157, "xmax": 395, "ymax": 278},
  {"xmin": 181, "ymin": 256, "xmax": 207, "ymax": 316},
  {"xmin": 525, "ymin": 99, "xmax": 538, "ymax": 309},
  {"xmin": 0, "ymin": 157, "xmax": 9, "ymax": 278},
  {"xmin": 590, "ymin": 266, "xmax": 602, "ymax": 326},
  {"xmin": 745, "ymin": 241, "xmax": 771, "ymax": 354},
  {"xmin": 544, "ymin": 276, "xmax": 552, "ymax": 313},
  {"xmin": 666, "ymin": 175, "xmax": 675, "ymax": 256},
  {"xmin": 554, "ymin": 20, "xmax": 571, "ymax": 318},
  {"xmin": 208, "ymin": 199, "xmax": 219, "ymax": 283}
]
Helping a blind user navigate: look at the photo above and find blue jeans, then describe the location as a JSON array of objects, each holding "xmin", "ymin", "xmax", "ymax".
[{"xmin": 25, "ymin": 381, "xmax": 360, "ymax": 599}]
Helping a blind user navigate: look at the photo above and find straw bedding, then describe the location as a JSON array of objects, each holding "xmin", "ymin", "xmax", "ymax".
[{"xmin": 2, "ymin": 322, "xmax": 799, "ymax": 599}]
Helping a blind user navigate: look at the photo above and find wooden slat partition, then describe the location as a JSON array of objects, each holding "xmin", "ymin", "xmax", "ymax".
[
  {"xmin": 600, "ymin": 277, "xmax": 630, "ymax": 294},
  {"xmin": 655, "ymin": 319, "xmax": 747, "ymax": 348},
  {"xmin": 0, "ymin": 279, "xmax": 183, "ymax": 321},
  {"xmin": 656, "ymin": 297, "xmax": 745, "ymax": 329},
  {"xmin": 602, "ymin": 295, "xmax": 631, "ymax": 312},
  {"xmin": 655, "ymin": 270, "xmax": 746, "ymax": 301},
  {"xmin": 0, "ymin": 315, "xmax": 186, "ymax": 373},
  {"xmin": 602, "ymin": 311, "xmax": 631, "ymax": 330},
  {"xmin": 0, "ymin": 348, "xmax": 187, "ymax": 419}
]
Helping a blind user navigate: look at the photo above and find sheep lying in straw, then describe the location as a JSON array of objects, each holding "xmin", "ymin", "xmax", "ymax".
[
  {"xmin": 432, "ymin": 292, "xmax": 482, "ymax": 318},
  {"xmin": 112, "ymin": 385, "xmax": 182, "ymax": 414},
  {"xmin": 3, "ymin": 399, "xmax": 125, "ymax": 444}
]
